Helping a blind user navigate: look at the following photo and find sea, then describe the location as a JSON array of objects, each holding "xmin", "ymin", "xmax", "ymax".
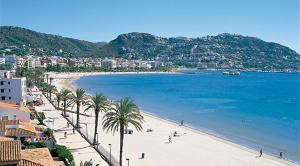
[{"xmin": 73, "ymin": 70, "xmax": 300, "ymax": 163}]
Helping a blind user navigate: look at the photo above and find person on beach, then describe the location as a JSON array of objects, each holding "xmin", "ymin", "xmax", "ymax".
[
  {"xmin": 180, "ymin": 120, "xmax": 184, "ymax": 126},
  {"xmin": 259, "ymin": 149, "xmax": 263, "ymax": 157},
  {"xmin": 279, "ymin": 152, "xmax": 283, "ymax": 158},
  {"xmin": 169, "ymin": 136, "xmax": 172, "ymax": 143},
  {"xmin": 64, "ymin": 132, "xmax": 67, "ymax": 139}
]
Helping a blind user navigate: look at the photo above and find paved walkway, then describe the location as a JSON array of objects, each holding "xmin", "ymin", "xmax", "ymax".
[{"xmin": 35, "ymin": 94, "xmax": 109, "ymax": 166}]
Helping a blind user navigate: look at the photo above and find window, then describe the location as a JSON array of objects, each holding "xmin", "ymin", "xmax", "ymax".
[
  {"xmin": 1, "ymin": 116, "xmax": 8, "ymax": 120},
  {"xmin": 0, "ymin": 89, "xmax": 4, "ymax": 93},
  {"xmin": 9, "ymin": 97, "xmax": 11, "ymax": 100},
  {"xmin": 8, "ymin": 81, "xmax": 10, "ymax": 85},
  {"xmin": 0, "ymin": 81, "xmax": 3, "ymax": 85},
  {"xmin": 1, "ymin": 96, "xmax": 5, "ymax": 100},
  {"xmin": 8, "ymin": 89, "xmax": 11, "ymax": 92}
]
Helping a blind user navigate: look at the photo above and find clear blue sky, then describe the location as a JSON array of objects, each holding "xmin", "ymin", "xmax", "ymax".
[{"xmin": 1, "ymin": 0, "xmax": 299, "ymax": 52}]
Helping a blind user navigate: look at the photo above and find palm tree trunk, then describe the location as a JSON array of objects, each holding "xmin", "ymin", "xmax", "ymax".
[
  {"xmin": 63, "ymin": 100, "xmax": 66, "ymax": 116},
  {"xmin": 50, "ymin": 91, "xmax": 52, "ymax": 102},
  {"xmin": 76, "ymin": 102, "xmax": 80, "ymax": 128},
  {"xmin": 94, "ymin": 112, "xmax": 99, "ymax": 145},
  {"xmin": 119, "ymin": 123, "xmax": 124, "ymax": 166}
]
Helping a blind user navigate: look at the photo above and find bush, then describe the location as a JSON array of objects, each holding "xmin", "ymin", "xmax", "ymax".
[
  {"xmin": 23, "ymin": 141, "xmax": 47, "ymax": 149},
  {"xmin": 55, "ymin": 145, "xmax": 74, "ymax": 162},
  {"xmin": 44, "ymin": 128, "xmax": 53, "ymax": 138},
  {"xmin": 37, "ymin": 112, "xmax": 46, "ymax": 125}
]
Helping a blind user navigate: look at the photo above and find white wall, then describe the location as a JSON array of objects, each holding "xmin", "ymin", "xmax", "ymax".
[
  {"xmin": 0, "ymin": 108, "xmax": 30, "ymax": 122},
  {"xmin": 0, "ymin": 77, "xmax": 26, "ymax": 104}
]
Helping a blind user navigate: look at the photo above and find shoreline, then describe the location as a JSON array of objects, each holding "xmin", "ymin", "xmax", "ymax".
[{"xmin": 50, "ymin": 71, "xmax": 298, "ymax": 166}]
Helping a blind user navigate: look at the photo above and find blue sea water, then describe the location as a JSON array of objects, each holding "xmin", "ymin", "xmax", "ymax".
[{"xmin": 74, "ymin": 70, "xmax": 300, "ymax": 163}]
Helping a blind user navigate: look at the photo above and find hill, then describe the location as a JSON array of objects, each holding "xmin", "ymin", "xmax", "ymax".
[
  {"xmin": 101, "ymin": 32, "xmax": 300, "ymax": 69},
  {"xmin": 1, "ymin": 26, "xmax": 299, "ymax": 69},
  {"xmin": 0, "ymin": 26, "xmax": 102, "ymax": 57}
]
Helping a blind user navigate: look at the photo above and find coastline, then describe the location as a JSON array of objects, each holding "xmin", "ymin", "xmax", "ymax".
[{"xmin": 50, "ymin": 71, "xmax": 298, "ymax": 166}]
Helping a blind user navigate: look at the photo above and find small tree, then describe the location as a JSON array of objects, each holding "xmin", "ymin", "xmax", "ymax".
[
  {"xmin": 85, "ymin": 93, "xmax": 109, "ymax": 144},
  {"xmin": 55, "ymin": 91, "xmax": 63, "ymax": 110},
  {"xmin": 103, "ymin": 97, "xmax": 144, "ymax": 166},
  {"xmin": 37, "ymin": 112, "xmax": 46, "ymax": 125},
  {"xmin": 61, "ymin": 89, "xmax": 72, "ymax": 116},
  {"xmin": 70, "ymin": 88, "xmax": 88, "ymax": 128}
]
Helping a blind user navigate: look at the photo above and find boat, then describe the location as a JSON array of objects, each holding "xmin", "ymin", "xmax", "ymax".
[{"xmin": 223, "ymin": 71, "xmax": 240, "ymax": 75}]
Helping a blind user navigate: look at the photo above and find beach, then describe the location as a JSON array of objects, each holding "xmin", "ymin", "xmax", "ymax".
[{"xmin": 50, "ymin": 72, "xmax": 298, "ymax": 166}]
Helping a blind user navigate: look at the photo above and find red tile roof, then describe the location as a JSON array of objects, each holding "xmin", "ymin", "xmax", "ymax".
[
  {"xmin": 0, "ymin": 140, "xmax": 55, "ymax": 166},
  {"xmin": 0, "ymin": 140, "xmax": 21, "ymax": 163},
  {"xmin": 0, "ymin": 120, "xmax": 41, "ymax": 137}
]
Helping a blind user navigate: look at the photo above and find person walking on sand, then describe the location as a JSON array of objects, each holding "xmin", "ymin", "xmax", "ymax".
[
  {"xmin": 279, "ymin": 152, "xmax": 283, "ymax": 158},
  {"xmin": 259, "ymin": 149, "xmax": 263, "ymax": 157},
  {"xmin": 168, "ymin": 136, "xmax": 172, "ymax": 143}
]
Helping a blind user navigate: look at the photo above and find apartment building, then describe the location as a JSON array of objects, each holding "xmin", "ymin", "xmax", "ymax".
[{"xmin": 0, "ymin": 70, "xmax": 26, "ymax": 105}]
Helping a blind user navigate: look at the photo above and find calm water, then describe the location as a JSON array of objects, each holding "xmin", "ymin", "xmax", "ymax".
[{"xmin": 74, "ymin": 70, "xmax": 300, "ymax": 163}]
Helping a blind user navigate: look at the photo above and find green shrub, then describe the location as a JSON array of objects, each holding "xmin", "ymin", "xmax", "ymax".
[
  {"xmin": 44, "ymin": 128, "xmax": 53, "ymax": 138},
  {"xmin": 37, "ymin": 112, "xmax": 46, "ymax": 125},
  {"xmin": 55, "ymin": 145, "xmax": 74, "ymax": 162},
  {"xmin": 23, "ymin": 141, "xmax": 47, "ymax": 149}
]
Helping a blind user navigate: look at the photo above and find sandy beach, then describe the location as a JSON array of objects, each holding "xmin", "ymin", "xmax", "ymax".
[{"xmin": 49, "ymin": 72, "xmax": 298, "ymax": 166}]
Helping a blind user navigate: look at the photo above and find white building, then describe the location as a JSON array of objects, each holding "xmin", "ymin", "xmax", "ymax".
[
  {"xmin": 101, "ymin": 59, "xmax": 117, "ymax": 68},
  {"xmin": 0, "ymin": 70, "xmax": 26, "ymax": 105},
  {"xmin": 0, "ymin": 54, "xmax": 5, "ymax": 65},
  {"xmin": 0, "ymin": 102, "xmax": 30, "ymax": 122},
  {"xmin": 16, "ymin": 57, "xmax": 26, "ymax": 67},
  {"xmin": 28, "ymin": 58, "xmax": 42, "ymax": 68},
  {"xmin": 4, "ymin": 55, "xmax": 17, "ymax": 68}
]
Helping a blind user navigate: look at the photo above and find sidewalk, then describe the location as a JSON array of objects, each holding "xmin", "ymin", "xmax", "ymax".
[{"xmin": 35, "ymin": 94, "xmax": 108, "ymax": 166}]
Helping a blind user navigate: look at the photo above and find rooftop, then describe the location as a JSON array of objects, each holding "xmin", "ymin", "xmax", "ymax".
[
  {"xmin": 0, "ymin": 139, "xmax": 55, "ymax": 166},
  {"xmin": 0, "ymin": 120, "xmax": 41, "ymax": 137},
  {"xmin": 0, "ymin": 140, "xmax": 21, "ymax": 163},
  {"xmin": 0, "ymin": 137, "xmax": 14, "ymax": 141},
  {"xmin": 0, "ymin": 102, "xmax": 30, "ymax": 113},
  {"xmin": 21, "ymin": 148, "xmax": 55, "ymax": 166}
]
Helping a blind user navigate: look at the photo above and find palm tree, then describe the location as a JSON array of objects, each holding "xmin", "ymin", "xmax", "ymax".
[
  {"xmin": 102, "ymin": 97, "xmax": 144, "ymax": 166},
  {"xmin": 49, "ymin": 77, "xmax": 54, "ymax": 85},
  {"xmin": 46, "ymin": 73, "xmax": 49, "ymax": 84},
  {"xmin": 61, "ymin": 89, "xmax": 72, "ymax": 116},
  {"xmin": 85, "ymin": 93, "xmax": 109, "ymax": 144},
  {"xmin": 40, "ymin": 82, "xmax": 48, "ymax": 96},
  {"xmin": 70, "ymin": 88, "xmax": 88, "ymax": 128},
  {"xmin": 48, "ymin": 85, "xmax": 57, "ymax": 102},
  {"xmin": 55, "ymin": 91, "xmax": 62, "ymax": 110}
]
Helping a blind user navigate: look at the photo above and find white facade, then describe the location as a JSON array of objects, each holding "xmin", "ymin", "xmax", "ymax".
[
  {"xmin": 0, "ymin": 71, "xmax": 26, "ymax": 105},
  {"xmin": 4, "ymin": 55, "xmax": 17, "ymax": 68},
  {"xmin": 28, "ymin": 58, "xmax": 42, "ymax": 68},
  {"xmin": 0, "ymin": 106, "xmax": 30, "ymax": 122},
  {"xmin": 101, "ymin": 59, "xmax": 117, "ymax": 68}
]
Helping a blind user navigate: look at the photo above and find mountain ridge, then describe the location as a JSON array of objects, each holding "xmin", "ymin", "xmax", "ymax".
[{"xmin": 0, "ymin": 26, "xmax": 299, "ymax": 69}]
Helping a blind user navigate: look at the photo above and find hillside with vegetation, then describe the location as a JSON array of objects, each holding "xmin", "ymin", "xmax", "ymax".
[
  {"xmin": 0, "ymin": 26, "xmax": 104, "ymax": 57},
  {"xmin": 1, "ymin": 26, "xmax": 299, "ymax": 69}
]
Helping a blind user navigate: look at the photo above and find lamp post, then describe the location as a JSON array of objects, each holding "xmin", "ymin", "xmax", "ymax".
[
  {"xmin": 108, "ymin": 144, "xmax": 112, "ymax": 166},
  {"xmin": 126, "ymin": 158, "xmax": 130, "ymax": 166},
  {"xmin": 80, "ymin": 123, "xmax": 88, "ymax": 138},
  {"xmin": 84, "ymin": 123, "xmax": 88, "ymax": 138},
  {"xmin": 95, "ymin": 132, "xmax": 99, "ymax": 148}
]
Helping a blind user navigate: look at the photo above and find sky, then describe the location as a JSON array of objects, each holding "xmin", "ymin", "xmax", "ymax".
[{"xmin": 0, "ymin": 0, "xmax": 299, "ymax": 52}]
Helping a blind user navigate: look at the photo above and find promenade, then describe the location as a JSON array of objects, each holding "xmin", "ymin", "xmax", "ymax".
[{"xmin": 35, "ymin": 93, "xmax": 109, "ymax": 166}]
